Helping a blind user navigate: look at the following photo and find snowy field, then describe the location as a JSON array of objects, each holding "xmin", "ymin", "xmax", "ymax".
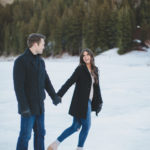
[{"xmin": 0, "ymin": 48, "xmax": 150, "ymax": 150}]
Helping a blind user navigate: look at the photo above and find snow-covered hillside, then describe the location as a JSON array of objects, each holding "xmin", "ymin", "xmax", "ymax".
[
  {"xmin": 0, "ymin": 0, "xmax": 13, "ymax": 6},
  {"xmin": 0, "ymin": 48, "xmax": 150, "ymax": 150}
]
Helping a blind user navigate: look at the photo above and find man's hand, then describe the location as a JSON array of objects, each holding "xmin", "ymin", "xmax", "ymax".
[{"xmin": 53, "ymin": 95, "xmax": 61, "ymax": 106}]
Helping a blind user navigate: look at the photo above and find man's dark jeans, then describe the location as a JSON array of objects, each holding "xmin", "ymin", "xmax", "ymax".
[{"xmin": 16, "ymin": 113, "xmax": 45, "ymax": 150}]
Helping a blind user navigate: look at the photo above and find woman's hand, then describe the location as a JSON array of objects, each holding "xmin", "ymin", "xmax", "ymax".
[
  {"xmin": 53, "ymin": 95, "xmax": 61, "ymax": 106},
  {"xmin": 96, "ymin": 103, "xmax": 103, "ymax": 116}
]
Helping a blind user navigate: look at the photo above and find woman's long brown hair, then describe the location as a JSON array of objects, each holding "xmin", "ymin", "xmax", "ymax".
[{"xmin": 80, "ymin": 48, "xmax": 99, "ymax": 84}]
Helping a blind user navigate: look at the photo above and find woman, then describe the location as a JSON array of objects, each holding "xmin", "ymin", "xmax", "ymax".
[{"xmin": 47, "ymin": 48, "xmax": 103, "ymax": 150}]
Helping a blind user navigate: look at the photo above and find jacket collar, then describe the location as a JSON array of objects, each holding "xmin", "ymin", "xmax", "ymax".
[
  {"xmin": 81, "ymin": 64, "xmax": 91, "ymax": 79},
  {"xmin": 25, "ymin": 48, "xmax": 36, "ymax": 57},
  {"xmin": 24, "ymin": 48, "xmax": 40, "ymax": 60}
]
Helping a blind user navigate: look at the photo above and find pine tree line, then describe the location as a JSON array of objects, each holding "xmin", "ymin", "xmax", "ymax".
[{"xmin": 0, "ymin": 0, "xmax": 150, "ymax": 56}]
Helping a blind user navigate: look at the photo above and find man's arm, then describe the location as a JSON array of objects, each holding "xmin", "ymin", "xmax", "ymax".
[
  {"xmin": 45, "ymin": 69, "xmax": 61, "ymax": 105},
  {"xmin": 13, "ymin": 58, "xmax": 31, "ymax": 116},
  {"xmin": 45, "ymin": 71, "xmax": 56, "ymax": 99}
]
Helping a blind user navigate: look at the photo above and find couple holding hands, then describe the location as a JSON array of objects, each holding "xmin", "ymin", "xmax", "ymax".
[{"xmin": 13, "ymin": 33, "xmax": 103, "ymax": 150}]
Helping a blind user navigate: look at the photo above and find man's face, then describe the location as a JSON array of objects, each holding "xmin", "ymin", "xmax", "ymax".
[{"xmin": 35, "ymin": 38, "xmax": 45, "ymax": 54}]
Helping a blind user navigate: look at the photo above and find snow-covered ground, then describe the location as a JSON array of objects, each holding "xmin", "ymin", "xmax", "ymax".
[{"xmin": 0, "ymin": 48, "xmax": 150, "ymax": 150}]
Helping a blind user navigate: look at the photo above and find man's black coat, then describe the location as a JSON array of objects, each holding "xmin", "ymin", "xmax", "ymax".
[
  {"xmin": 13, "ymin": 48, "xmax": 58, "ymax": 115},
  {"xmin": 57, "ymin": 65, "xmax": 103, "ymax": 119}
]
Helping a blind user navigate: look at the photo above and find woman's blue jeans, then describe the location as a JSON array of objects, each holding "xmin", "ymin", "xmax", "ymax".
[
  {"xmin": 16, "ymin": 113, "xmax": 45, "ymax": 150},
  {"xmin": 57, "ymin": 100, "xmax": 91, "ymax": 147}
]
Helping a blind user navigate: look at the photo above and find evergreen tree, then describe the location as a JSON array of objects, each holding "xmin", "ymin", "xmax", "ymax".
[
  {"xmin": 103, "ymin": 1, "xmax": 118, "ymax": 49},
  {"xmin": 0, "ymin": 0, "xmax": 147, "ymax": 56},
  {"xmin": 38, "ymin": 11, "xmax": 49, "ymax": 36},
  {"xmin": 66, "ymin": 0, "xmax": 85, "ymax": 55},
  {"xmin": 138, "ymin": 0, "xmax": 150, "ymax": 25},
  {"xmin": 84, "ymin": 0, "xmax": 114, "ymax": 53},
  {"xmin": 54, "ymin": 0, "xmax": 85, "ymax": 55},
  {"xmin": 137, "ymin": 0, "xmax": 150, "ymax": 41},
  {"xmin": 28, "ymin": 14, "xmax": 39, "ymax": 33},
  {"xmin": 117, "ymin": 0, "xmax": 136, "ymax": 54},
  {"xmin": 83, "ymin": 10, "xmax": 99, "ymax": 52},
  {"xmin": 83, "ymin": 0, "xmax": 101, "ymax": 53},
  {"xmin": 4, "ymin": 24, "xmax": 11, "ymax": 55}
]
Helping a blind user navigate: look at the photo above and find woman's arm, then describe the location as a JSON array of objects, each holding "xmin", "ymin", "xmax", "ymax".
[
  {"xmin": 42, "ymin": 59, "xmax": 61, "ymax": 105},
  {"xmin": 95, "ymin": 68, "xmax": 103, "ymax": 116},
  {"xmin": 57, "ymin": 66, "xmax": 80, "ymax": 97}
]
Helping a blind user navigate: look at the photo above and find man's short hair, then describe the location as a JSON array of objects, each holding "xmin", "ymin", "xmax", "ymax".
[{"xmin": 27, "ymin": 33, "xmax": 46, "ymax": 48}]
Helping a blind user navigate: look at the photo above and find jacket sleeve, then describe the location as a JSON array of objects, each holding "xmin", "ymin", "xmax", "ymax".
[
  {"xmin": 42, "ymin": 60, "xmax": 57, "ymax": 99},
  {"xmin": 45, "ymin": 71, "xmax": 57, "ymax": 100},
  {"xmin": 13, "ymin": 58, "xmax": 30, "ymax": 113},
  {"xmin": 57, "ymin": 66, "xmax": 80, "ymax": 97},
  {"xmin": 97, "ymin": 69, "xmax": 103, "ymax": 106}
]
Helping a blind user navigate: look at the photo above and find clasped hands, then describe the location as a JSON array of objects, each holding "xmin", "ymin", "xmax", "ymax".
[{"xmin": 52, "ymin": 95, "xmax": 61, "ymax": 106}]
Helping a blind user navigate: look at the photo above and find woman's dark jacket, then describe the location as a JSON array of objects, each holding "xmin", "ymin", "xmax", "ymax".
[
  {"xmin": 57, "ymin": 64, "xmax": 103, "ymax": 119},
  {"xmin": 13, "ymin": 48, "xmax": 58, "ymax": 116}
]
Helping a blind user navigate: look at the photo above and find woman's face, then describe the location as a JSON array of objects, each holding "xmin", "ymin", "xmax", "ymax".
[{"xmin": 83, "ymin": 51, "xmax": 91, "ymax": 65}]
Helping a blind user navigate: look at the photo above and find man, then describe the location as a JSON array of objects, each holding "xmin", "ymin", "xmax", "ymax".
[{"xmin": 13, "ymin": 33, "xmax": 61, "ymax": 150}]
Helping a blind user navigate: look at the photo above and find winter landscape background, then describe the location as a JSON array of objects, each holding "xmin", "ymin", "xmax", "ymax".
[{"xmin": 0, "ymin": 48, "xmax": 150, "ymax": 150}]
